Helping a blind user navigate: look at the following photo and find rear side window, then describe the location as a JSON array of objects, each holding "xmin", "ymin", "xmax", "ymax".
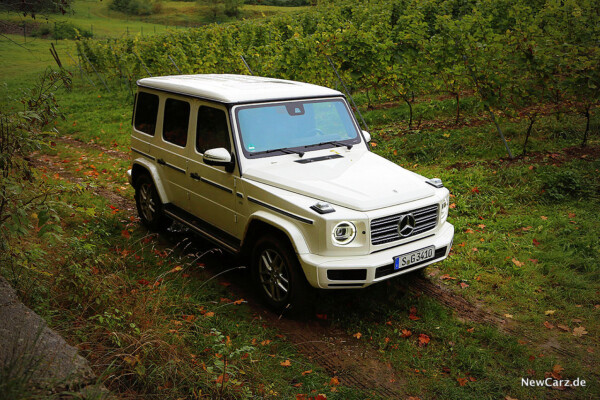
[
  {"xmin": 196, "ymin": 106, "xmax": 230, "ymax": 153},
  {"xmin": 163, "ymin": 98, "xmax": 190, "ymax": 147},
  {"xmin": 134, "ymin": 92, "xmax": 159, "ymax": 135}
]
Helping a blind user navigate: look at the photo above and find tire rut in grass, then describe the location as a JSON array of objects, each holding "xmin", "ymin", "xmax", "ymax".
[
  {"xmin": 55, "ymin": 135, "xmax": 130, "ymax": 161},
  {"xmin": 29, "ymin": 154, "xmax": 134, "ymax": 213},
  {"xmin": 253, "ymin": 308, "xmax": 406, "ymax": 399},
  {"xmin": 406, "ymin": 275, "xmax": 577, "ymax": 358}
]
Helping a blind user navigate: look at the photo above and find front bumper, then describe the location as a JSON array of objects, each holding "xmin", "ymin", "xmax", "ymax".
[{"xmin": 298, "ymin": 222, "xmax": 454, "ymax": 289}]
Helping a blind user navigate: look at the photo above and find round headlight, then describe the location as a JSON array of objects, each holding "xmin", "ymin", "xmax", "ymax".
[{"xmin": 332, "ymin": 221, "xmax": 356, "ymax": 245}]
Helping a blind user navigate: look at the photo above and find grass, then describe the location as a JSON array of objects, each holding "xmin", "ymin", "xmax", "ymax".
[
  {"xmin": 4, "ymin": 140, "xmax": 369, "ymax": 399},
  {"xmin": 1, "ymin": 28, "xmax": 599, "ymax": 398}
]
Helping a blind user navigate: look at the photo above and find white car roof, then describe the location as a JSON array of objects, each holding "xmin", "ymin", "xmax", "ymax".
[{"xmin": 137, "ymin": 74, "xmax": 343, "ymax": 104}]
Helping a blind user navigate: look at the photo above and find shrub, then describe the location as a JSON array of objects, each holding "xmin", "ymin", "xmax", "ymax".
[{"xmin": 109, "ymin": 0, "xmax": 157, "ymax": 16}]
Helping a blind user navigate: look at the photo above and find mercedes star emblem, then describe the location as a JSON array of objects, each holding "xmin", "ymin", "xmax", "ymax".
[{"xmin": 397, "ymin": 213, "xmax": 416, "ymax": 237}]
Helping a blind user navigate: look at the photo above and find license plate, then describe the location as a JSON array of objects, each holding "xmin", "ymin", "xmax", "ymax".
[{"xmin": 394, "ymin": 246, "xmax": 435, "ymax": 270}]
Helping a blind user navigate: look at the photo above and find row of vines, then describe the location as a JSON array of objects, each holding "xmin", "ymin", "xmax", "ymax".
[{"xmin": 78, "ymin": 0, "xmax": 599, "ymax": 153}]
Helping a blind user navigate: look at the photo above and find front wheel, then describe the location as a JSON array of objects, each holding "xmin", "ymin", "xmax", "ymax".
[
  {"xmin": 134, "ymin": 174, "xmax": 171, "ymax": 231},
  {"xmin": 252, "ymin": 234, "xmax": 311, "ymax": 314}
]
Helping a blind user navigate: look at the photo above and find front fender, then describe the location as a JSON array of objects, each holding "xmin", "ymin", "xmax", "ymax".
[
  {"xmin": 131, "ymin": 158, "xmax": 169, "ymax": 204},
  {"xmin": 244, "ymin": 210, "xmax": 311, "ymax": 255}
]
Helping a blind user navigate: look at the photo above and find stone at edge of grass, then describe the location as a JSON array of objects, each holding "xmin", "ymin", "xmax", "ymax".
[{"xmin": 0, "ymin": 276, "xmax": 112, "ymax": 399}]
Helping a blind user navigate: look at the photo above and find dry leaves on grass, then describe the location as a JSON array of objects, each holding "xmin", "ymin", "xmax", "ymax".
[
  {"xmin": 353, "ymin": 332, "xmax": 362, "ymax": 339},
  {"xmin": 418, "ymin": 334, "xmax": 430, "ymax": 347},
  {"xmin": 440, "ymin": 274, "xmax": 457, "ymax": 280},
  {"xmin": 409, "ymin": 306, "xmax": 420, "ymax": 320},
  {"xmin": 512, "ymin": 258, "xmax": 524, "ymax": 267},
  {"xmin": 543, "ymin": 321, "xmax": 555, "ymax": 330},
  {"xmin": 280, "ymin": 359, "xmax": 291, "ymax": 367},
  {"xmin": 573, "ymin": 326, "xmax": 588, "ymax": 337}
]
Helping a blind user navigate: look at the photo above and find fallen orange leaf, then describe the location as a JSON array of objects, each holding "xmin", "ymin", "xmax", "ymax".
[
  {"xmin": 280, "ymin": 359, "xmax": 291, "ymax": 367},
  {"xmin": 512, "ymin": 258, "xmax": 524, "ymax": 267},
  {"xmin": 418, "ymin": 334, "xmax": 430, "ymax": 347}
]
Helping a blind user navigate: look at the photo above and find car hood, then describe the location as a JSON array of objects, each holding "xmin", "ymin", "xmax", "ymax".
[{"xmin": 243, "ymin": 150, "xmax": 435, "ymax": 212}]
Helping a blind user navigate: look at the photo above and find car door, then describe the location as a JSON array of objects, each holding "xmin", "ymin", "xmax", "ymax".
[
  {"xmin": 156, "ymin": 96, "xmax": 191, "ymax": 210},
  {"xmin": 187, "ymin": 102, "xmax": 240, "ymax": 240}
]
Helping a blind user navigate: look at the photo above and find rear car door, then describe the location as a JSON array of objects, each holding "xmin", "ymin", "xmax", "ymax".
[{"xmin": 157, "ymin": 97, "xmax": 191, "ymax": 210}]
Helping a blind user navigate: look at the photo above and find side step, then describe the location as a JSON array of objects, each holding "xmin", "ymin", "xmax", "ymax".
[{"xmin": 163, "ymin": 204, "xmax": 241, "ymax": 254}]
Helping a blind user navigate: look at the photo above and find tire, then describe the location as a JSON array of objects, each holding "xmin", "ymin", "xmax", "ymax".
[
  {"xmin": 134, "ymin": 174, "xmax": 172, "ymax": 231},
  {"xmin": 251, "ymin": 233, "xmax": 311, "ymax": 314}
]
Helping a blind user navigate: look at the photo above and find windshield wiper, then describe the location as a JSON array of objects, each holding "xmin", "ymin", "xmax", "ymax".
[
  {"xmin": 248, "ymin": 147, "xmax": 305, "ymax": 157},
  {"xmin": 303, "ymin": 140, "xmax": 353, "ymax": 150}
]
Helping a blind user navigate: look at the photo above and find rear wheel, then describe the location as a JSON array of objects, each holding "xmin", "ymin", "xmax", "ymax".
[
  {"xmin": 252, "ymin": 234, "xmax": 310, "ymax": 314},
  {"xmin": 134, "ymin": 174, "xmax": 171, "ymax": 231}
]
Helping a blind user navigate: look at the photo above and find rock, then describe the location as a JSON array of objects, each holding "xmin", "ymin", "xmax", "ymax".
[{"xmin": 0, "ymin": 276, "xmax": 110, "ymax": 398}]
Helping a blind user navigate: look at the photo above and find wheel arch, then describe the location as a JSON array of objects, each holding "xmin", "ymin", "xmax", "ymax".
[
  {"xmin": 130, "ymin": 159, "xmax": 169, "ymax": 204},
  {"xmin": 241, "ymin": 212, "xmax": 310, "ymax": 259}
]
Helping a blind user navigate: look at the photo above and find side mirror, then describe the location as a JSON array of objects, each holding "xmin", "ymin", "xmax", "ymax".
[
  {"xmin": 362, "ymin": 130, "xmax": 371, "ymax": 143},
  {"xmin": 204, "ymin": 148, "xmax": 234, "ymax": 172}
]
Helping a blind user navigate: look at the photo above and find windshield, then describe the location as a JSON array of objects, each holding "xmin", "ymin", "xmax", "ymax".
[{"xmin": 235, "ymin": 98, "xmax": 361, "ymax": 157}]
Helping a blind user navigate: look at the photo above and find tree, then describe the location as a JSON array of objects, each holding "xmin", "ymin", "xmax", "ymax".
[
  {"xmin": 538, "ymin": 0, "xmax": 600, "ymax": 147},
  {"xmin": 425, "ymin": 14, "xmax": 470, "ymax": 125},
  {"xmin": 0, "ymin": 0, "xmax": 71, "ymax": 18}
]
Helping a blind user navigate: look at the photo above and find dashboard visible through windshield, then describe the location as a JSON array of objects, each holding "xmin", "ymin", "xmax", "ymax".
[{"xmin": 235, "ymin": 98, "xmax": 361, "ymax": 158}]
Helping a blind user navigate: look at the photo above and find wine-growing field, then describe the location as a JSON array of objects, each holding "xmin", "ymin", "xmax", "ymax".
[{"xmin": 0, "ymin": 0, "xmax": 598, "ymax": 399}]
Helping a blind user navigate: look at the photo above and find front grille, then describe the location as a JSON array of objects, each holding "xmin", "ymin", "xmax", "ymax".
[{"xmin": 370, "ymin": 204, "xmax": 438, "ymax": 245}]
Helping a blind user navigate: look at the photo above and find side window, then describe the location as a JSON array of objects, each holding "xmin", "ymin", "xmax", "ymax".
[
  {"xmin": 134, "ymin": 92, "xmax": 159, "ymax": 136},
  {"xmin": 163, "ymin": 98, "xmax": 190, "ymax": 147},
  {"xmin": 196, "ymin": 106, "xmax": 231, "ymax": 154}
]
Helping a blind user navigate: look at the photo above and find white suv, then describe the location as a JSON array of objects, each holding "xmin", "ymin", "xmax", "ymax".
[{"xmin": 127, "ymin": 74, "xmax": 454, "ymax": 311}]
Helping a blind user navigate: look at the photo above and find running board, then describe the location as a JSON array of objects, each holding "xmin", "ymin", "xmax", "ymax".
[{"xmin": 163, "ymin": 204, "xmax": 241, "ymax": 254}]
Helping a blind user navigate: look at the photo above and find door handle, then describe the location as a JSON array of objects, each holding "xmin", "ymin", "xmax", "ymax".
[
  {"xmin": 157, "ymin": 158, "xmax": 166, "ymax": 165},
  {"xmin": 190, "ymin": 172, "xmax": 201, "ymax": 180}
]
